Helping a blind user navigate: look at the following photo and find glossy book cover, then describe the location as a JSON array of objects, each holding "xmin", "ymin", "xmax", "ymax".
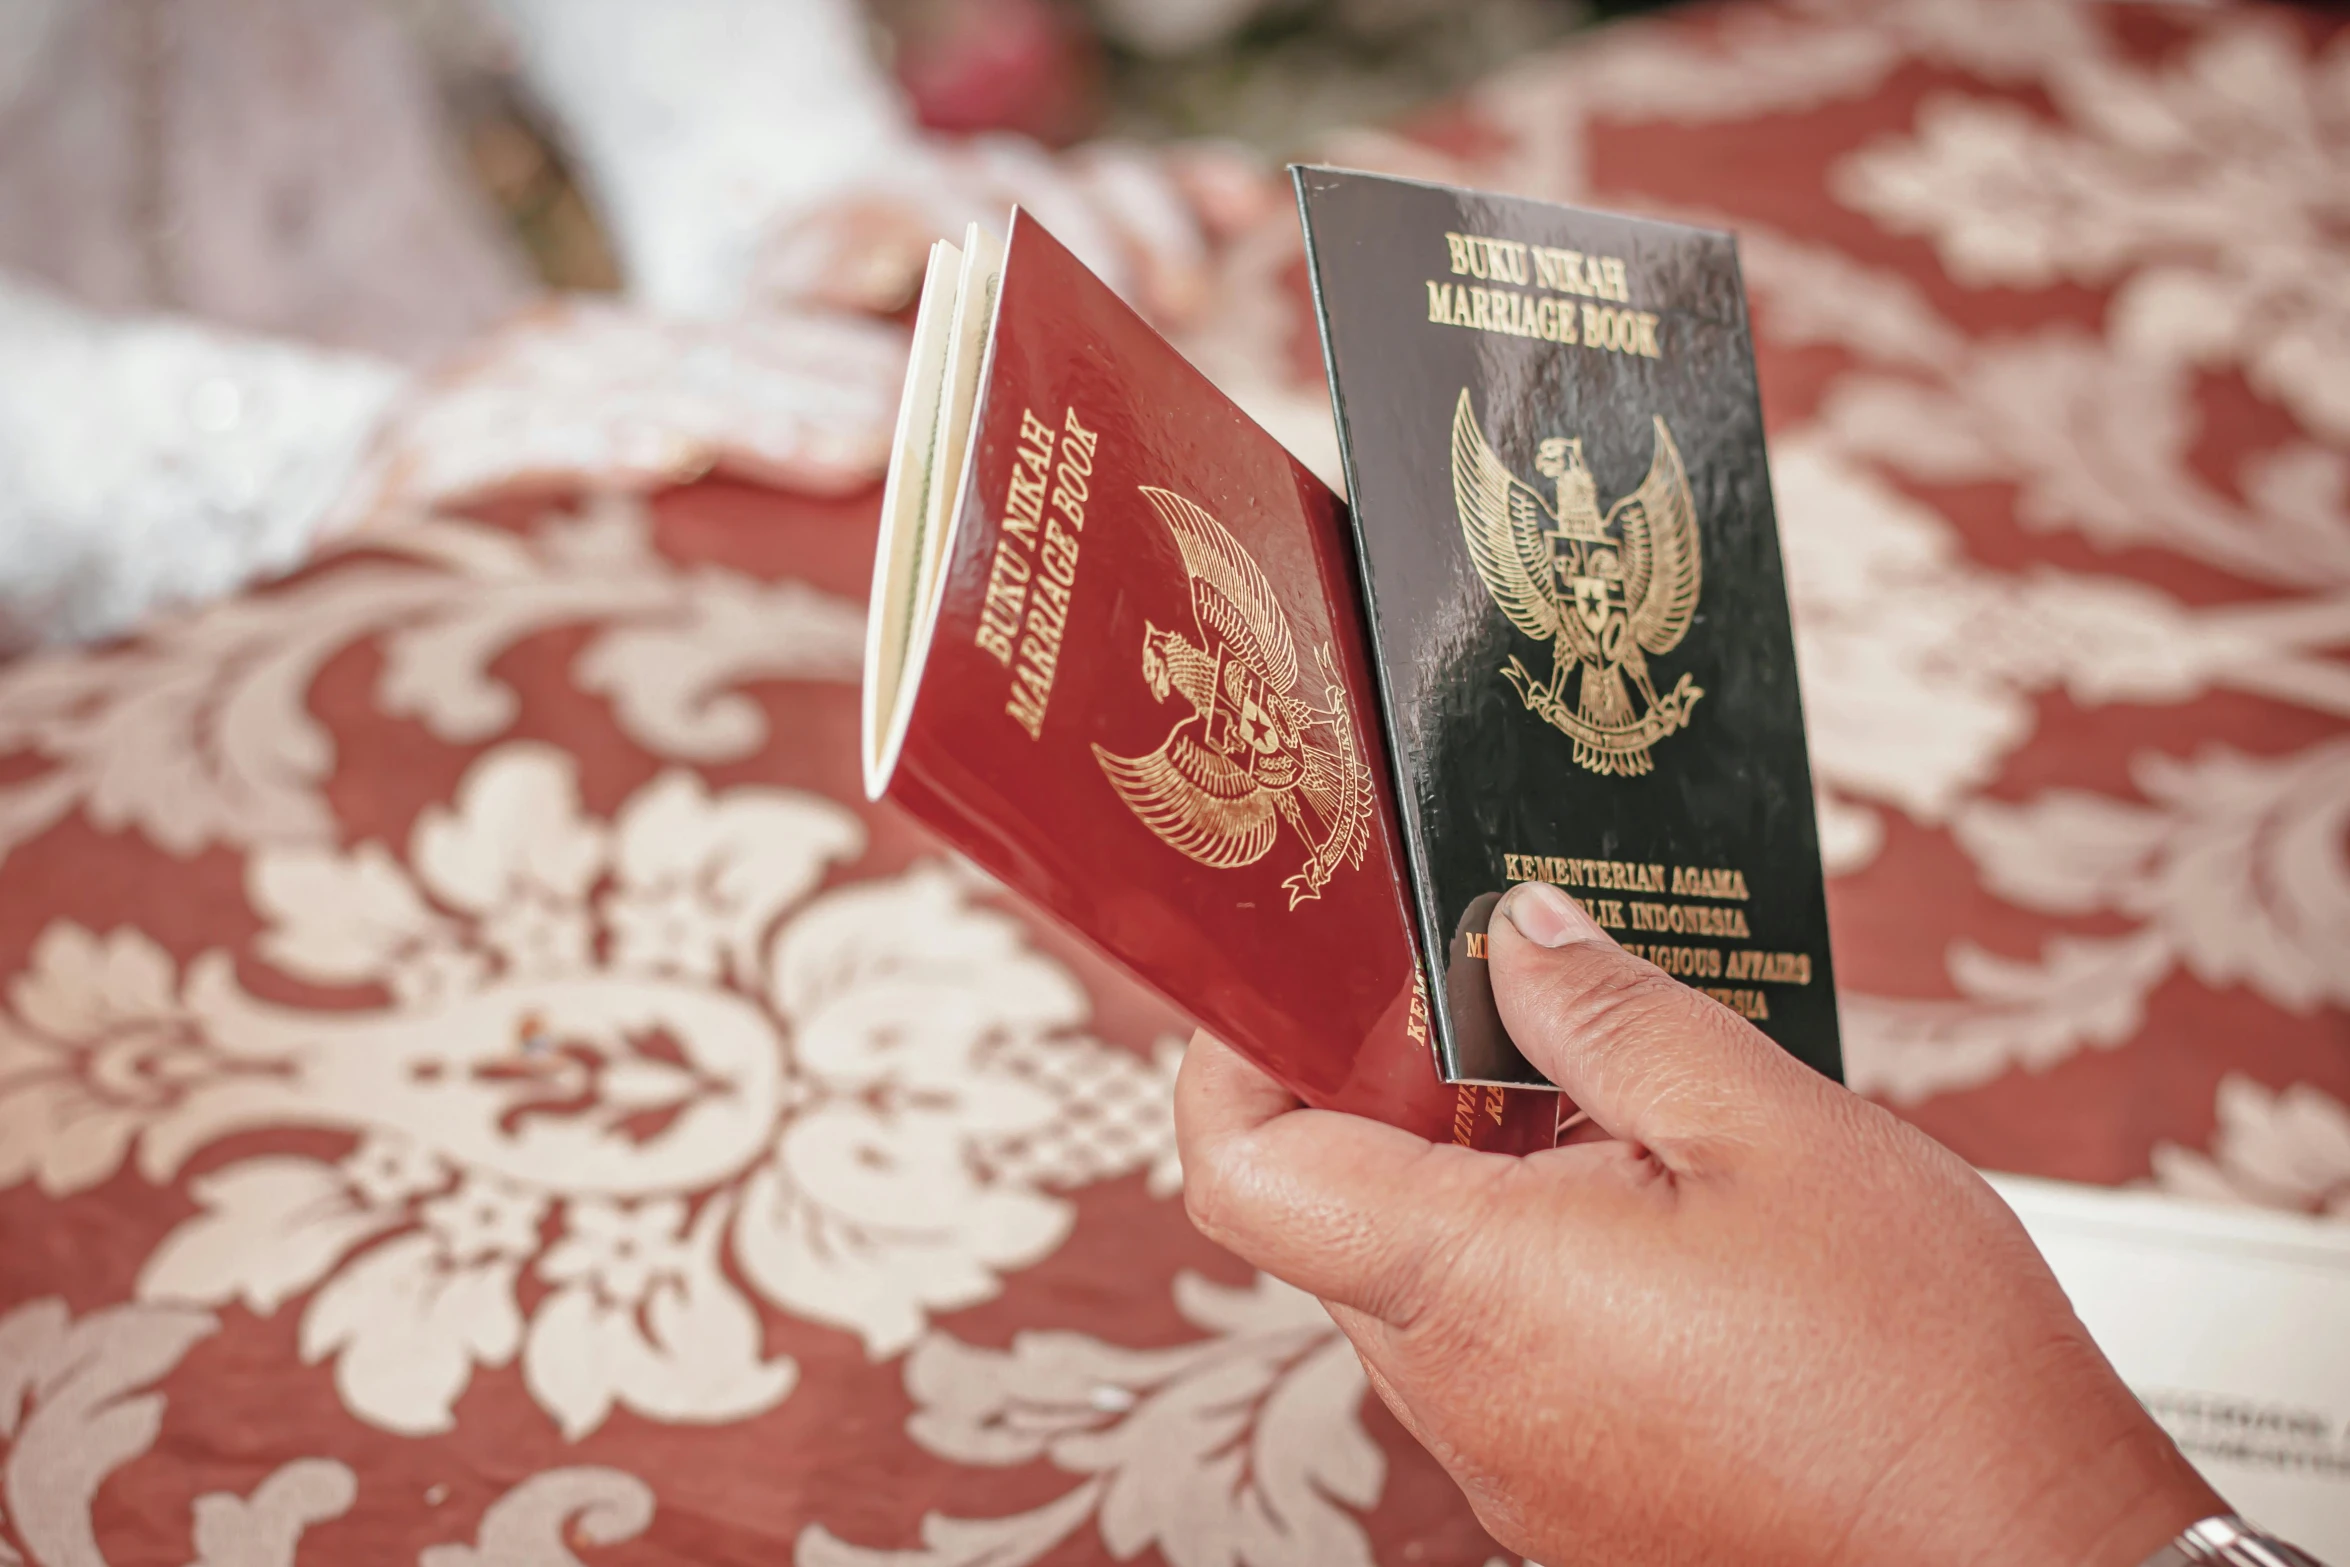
[
  {"xmin": 863, "ymin": 210, "xmax": 1559, "ymax": 1153},
  {"xmin": 1295, "ymin": 166, "xmax": 1843, "ymax": 1089}
]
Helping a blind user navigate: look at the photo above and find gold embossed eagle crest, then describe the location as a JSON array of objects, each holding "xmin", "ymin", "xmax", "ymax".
[
  {"xmin": 1452, "ymin": 389, "xmax": 1704, "ymax": 776},
  {"xmin": 1092, "ymin": 487, "xmax": 1373, "ymax": 909}
]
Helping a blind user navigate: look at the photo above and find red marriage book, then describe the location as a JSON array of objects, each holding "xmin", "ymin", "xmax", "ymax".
[{"xmin": 863, "ymin": 211, "xmax": 1559, "ymax": 1155}]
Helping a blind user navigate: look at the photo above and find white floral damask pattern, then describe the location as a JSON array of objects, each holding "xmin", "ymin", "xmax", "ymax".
[
  {"xmin": 2153, "ymin": 1075, "xmax": 2350, "ymax": 1218},
  {"xmin": 0, "ymin": 743, "xmax": 1178, "ymax": 1439},
  {"xmin": 1835, "ymin": 14, "xmax": 2350, "ymax": 444},
  {"xmin": 0, "ymin": 1293, "xmax": 660, "ymax": 1566},
  {"xmin": 1844, "ymin": 739, "xmax": 2350, "ymax": 1101},
  {"xmin": 0, "ymin": 495, "xmax": 870, "ymax": 874},
  {"xmin": 799, "ymin": 1273, "xmax": 1380, "ymax": 1567}
]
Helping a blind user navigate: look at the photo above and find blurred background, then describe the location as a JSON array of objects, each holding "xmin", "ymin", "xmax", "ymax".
[{"xmin": 0, "ymin": 0, "xmax": 1680, "ymax": 645}]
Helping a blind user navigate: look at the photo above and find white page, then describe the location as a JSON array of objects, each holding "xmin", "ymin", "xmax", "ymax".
[
  {"xmin": 1991, "ymin": 1174, "xmax": 2350, "ymax": 1557},
  {"xmin": 912, "ymin": 221, "xmax": 1005, "ymax": 643},
  {"xmin": 863, "ymin": 238, "xmax": 963, "ymax": 797}
]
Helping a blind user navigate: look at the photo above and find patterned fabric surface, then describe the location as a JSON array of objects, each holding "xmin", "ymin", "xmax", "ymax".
[{"xmin": 1, "ymin": 0, "xmax": 2345, "ymax": 1561}]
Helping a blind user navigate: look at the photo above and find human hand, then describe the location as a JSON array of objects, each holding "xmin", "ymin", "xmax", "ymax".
[{"xmin": 1176, "ymin": 880, "xmax": 2222, "ymax": 1567}]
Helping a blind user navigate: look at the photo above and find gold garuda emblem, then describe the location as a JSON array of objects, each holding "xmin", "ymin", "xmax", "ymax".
[
  {"xmin": 1451, "ymin": 389, "xmax": 1704, "ymax": 776},
  {"xmin": 1092, "ymin": 486, "xmax": 1373, "ymax": 909}
]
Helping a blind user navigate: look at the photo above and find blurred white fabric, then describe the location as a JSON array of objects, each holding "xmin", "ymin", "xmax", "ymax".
[
  {"xmin": 488, "ymin": 0, "xmax": 923, "ymax": 319},
  {"xmin": 0, "ymin": 0, "xmax": 1265, "ymax": 648},
  {"xmin": 0, "ymin": 279, "xmax": 921, "ymax": 647},
  {"xmin": 488, "ymin": 0, "xmax": 1224, "ymax": 325},
  {"xmin": 0, "ymin": 278, "xmax": 404, "ymax": 649}
]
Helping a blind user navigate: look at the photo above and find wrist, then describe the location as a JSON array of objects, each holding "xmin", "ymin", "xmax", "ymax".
[
  {"xmin": 2063, "ymin": 1471, "xmax": 2230, "ymax": 1567},
  {"xmin": 1975, "ymin": 1419, "xmax": 2223, "ymax": 1567}
]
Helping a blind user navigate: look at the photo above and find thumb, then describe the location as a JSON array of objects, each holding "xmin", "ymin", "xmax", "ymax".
[{"xmin": 1487, "ymin": 880, "xmax": 1810, "ymax": 1168}]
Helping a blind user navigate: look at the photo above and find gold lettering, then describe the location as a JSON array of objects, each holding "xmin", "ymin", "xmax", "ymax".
[
  {"xmin": 1003, "ymin": 465, "xmax": 1047, "ymax": 544},
  {"xmin": 1014, "ymin": 631, "xmax": 1057, "ymax": 691},
  {"xmin": 1465, "ymin": 930, "xmax": 1488, "ymax": 959},
  {"xmin": 1485, "ymin": 1084, "xmax": 1506, "ymax": 1126},
  {"xmin": 1030, "ymin": 564, "xmax": 1072, "ymax": 624},
  {"xmin": 1006, "ymin": 659, "xmax": 1051, "ymax": 738},
  {"xmin": 1427, "ymin": 268, "xmax": 1652, "ymax": 355},
  {"xmin": 974, "ymin": 542, "xmax": 1032, "ymax": 666},
  {"xmin": 1022, "ymin": 582, "xmax": 1068, "ymax": 648},
  {"xmin": 1702, "ymin": 987, "xmax": 1769, "ymax": 1021},
  {"xmin": 1626, "ymin": 902, "xmax": 1753, "ymax": 939},
  {"xmin": 1568, "ymin": 896, "xmax": 1627, "ymax": 929},
  {"xmin": 1039, "ymin": 516, "xmax": 1079, "ymax": 585},
  {"xmin": 1435, "ymin": 243, "xmax": 1636, "ymax": 338},
  {"xmin": 1630, "ymin": 943, "xmax": 1725, "ymax": 979},
  {"xmin": 1670, "ymin": 865, "xmax": 1751, "ymax": 901},
  {"xmin": 1510, "ymin": 851, "xmax": 1734, "ymax": 905},
  {"xmin": 1530, "ymin": 245, "xmax": 1620, "ymax": 299},
  {"xmin": 1050, "ymin": 429, "xmax": 1090, "ymax": 526},
  {"xmin": 1723, "ymin": 950, "xmax": 1812, "ymax": 985},
  {"xmin": 996, "ymin": 404, "xmax": 1094, "ymax": 736},
  {"xmin": 1451, "ymin": 1085, "xmax": 1478, "ymax": 1146}
]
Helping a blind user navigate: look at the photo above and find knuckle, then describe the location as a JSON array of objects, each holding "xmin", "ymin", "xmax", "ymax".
[
  {"xmin": 1540, "ymin": 954, "xmax": 1696, "ymax": 1042},
  {"xmin": 1364, "ymin": 1164, "xmax": 1508, "ymax": 1338},
  {"xmin": 1387, "ymin": 1243, "xmax": 1525, "ymax": 1382}
]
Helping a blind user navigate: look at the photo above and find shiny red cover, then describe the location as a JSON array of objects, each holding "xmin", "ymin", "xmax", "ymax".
[{"xmin": 885, "ymin": 212, "xmax": 1557, "ymax": 1154}]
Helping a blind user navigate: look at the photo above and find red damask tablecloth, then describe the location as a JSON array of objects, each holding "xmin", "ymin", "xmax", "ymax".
[{"xmin": 0, "ymin": 1, "xmax": 2343, "ymax": 1561}]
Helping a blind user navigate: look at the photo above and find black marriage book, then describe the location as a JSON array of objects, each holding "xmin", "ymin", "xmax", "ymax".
[{"xmin": 1295, "ymin": 165, "xmax": 1841, "ymax": 1090}]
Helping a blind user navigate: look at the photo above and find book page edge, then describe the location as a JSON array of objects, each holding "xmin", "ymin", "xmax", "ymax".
[
  {"xmin": 862, "ymin": 240, "xmax": 965, "ymax": 800},
  {"xmin": 870, "ymin": 219, "xmax": 1011, "ymax": 801}
]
